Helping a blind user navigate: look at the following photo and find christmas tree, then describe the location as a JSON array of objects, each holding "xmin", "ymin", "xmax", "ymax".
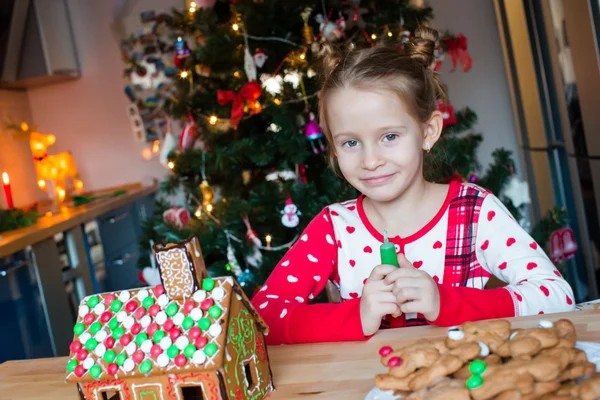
[{"xmin": 123, "ymin": 0, "xmax": 567, "ymax": 295}]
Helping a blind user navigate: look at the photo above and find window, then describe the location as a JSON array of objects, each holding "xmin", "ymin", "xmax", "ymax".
[
  {"xmin": 100, "ymin": 391, "xmax": 121, "ymax": 400},
  {"xmin": 180, "ymin": 385, "xmax": 204, "ymax": 400}
]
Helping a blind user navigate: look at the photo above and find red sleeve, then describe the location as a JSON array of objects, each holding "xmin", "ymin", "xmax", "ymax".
[
  {"xmin": 429, "ymin": 285, "xmax": 515, "ymax": 326},
  {"xmin": 251, "ymin": 208, "xmax": 368, "ymax": 344}
]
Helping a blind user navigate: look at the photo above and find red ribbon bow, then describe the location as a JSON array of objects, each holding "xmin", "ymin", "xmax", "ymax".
[
  {"xmin": 217, "ymin": 81, "xmax": 262, "ymax": 128},
  {"xmin": 445, "ymin": 34, "xmax": 473, "ymax": 72}
]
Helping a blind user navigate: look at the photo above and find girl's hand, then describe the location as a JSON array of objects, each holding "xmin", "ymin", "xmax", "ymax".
[
  {"xmin": 360, "ymin": 264, "xmax": 402, "ymax": 336},
  {"xmin": 383, "ymin": 254, "xmax": 441, "ymax": 322}
]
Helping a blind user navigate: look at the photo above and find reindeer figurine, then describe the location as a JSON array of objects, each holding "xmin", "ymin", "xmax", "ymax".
[{"xmin": 7, "ymin": 121, "xmax": 83, "ymax": 202}]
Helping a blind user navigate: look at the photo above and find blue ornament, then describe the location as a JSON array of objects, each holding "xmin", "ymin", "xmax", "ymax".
[{"xmin": 238, "ymin": 269, "xmax": 255, "ymax": 287}]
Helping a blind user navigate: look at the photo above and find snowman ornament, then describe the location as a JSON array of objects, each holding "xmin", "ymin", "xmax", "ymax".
[{"xmin": 281, "ymin": 197, "xmax": 301, "ymax": 228}]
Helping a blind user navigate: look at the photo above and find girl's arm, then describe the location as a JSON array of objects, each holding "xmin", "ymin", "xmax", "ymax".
[
  {"xmin": 430, "ymin": 193, "xmax": 575, "ymax": 326},
  {"xmin": 251, "ymin": 208, "xmax": 368, "ymax": 344}
]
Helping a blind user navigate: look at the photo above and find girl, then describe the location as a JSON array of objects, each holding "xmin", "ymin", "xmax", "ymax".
[{"xmin": 251, "ymin": 27, "xmax": 575, "ymax": 345}]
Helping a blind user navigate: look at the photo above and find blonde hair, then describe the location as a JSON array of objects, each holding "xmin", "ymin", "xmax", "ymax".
[{"xmin": 318, "ymin": 27, "xmax": 447, "ymax": 167}]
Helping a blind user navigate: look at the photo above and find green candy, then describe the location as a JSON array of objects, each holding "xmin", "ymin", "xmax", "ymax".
[
  {"xmin": 89, "ymin": 365, "xmax": 102, "ymax": 379},
  {"xmin": 142, "ymin": 297, "xmax": 155, "ymax": 310},
  {"xmin": 67, "ymin": 360, "xmax": 78, "ymax": 373},
  {"xmin": 112, "ymin": 327, "xmax": 125, "ymax": 340},
  {"xmin": 153, "ymin": 330, "xmax": 166, "ymax": 343},
  {"xmin": 202, "ymin": 278, "xmax": 215, "ymax": 291},
  {"xmin": 87, "ymin": 296, "xmax": 99, "ymax": 308},
  {"xmin": 104, "ymin": 350, "xmax": 116, "ymax": 363},
  {"xmin": 136, "ymin": 333, "xmax": 149, "ymax": 346},
  {"xmin": 85, "ymin": 338, "xmax": 98, "ymax": 351},
  {"xmin": 140, "ymin": 360, "xmax": 152, "ymax": 374},
  {"xmin": 208, "ymin": 306, "xmax": 221, "ymax": 319},
  {"xmin": 466, "ymin": 375, "xmax": 484, "ymax": 390},
  {"xmin": 166, "ymin": 303, "xmax": 178, "ymax": 317},
  {"xmin": 111, "ymin": 299, "xmax": 123, "ymax": 312},
  {"xmin": 182, "ymin": 317, "xmax": 194, "ymax": 331},
  {"xmin": 198, "ymin": 318, "xmax": 211, "ymax": 331},
  {"xmin": 108, "ymin": 318, "xmax": 119, "ymax": 331},
  {"xmin": 167, "ymin": 345, "xmax": 179, "ymax": 359},
  {"xmin": 73, "ymin": 323, "xmax": 85, "ymax": 335},
  {"xmin": 469, "ymin": 360, "xmax": 487, "ymax": 375},
  {"xmin": 184, "ymin": 344, "xmax": 196, "ymax": 358},
  {"xmin": 115, "ymin": 353, "xmax": 127, "ymax": 367},
  {"xmin": 204, "ymin": 343, "xmax": 217, "ymax": 357},
  {"xmin": 90, "ymin": 322, "xmax": 102, "ymax": 335}
]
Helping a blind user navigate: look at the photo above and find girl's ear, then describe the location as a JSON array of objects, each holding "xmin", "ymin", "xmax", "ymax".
[{"xmin": 422, "ymin": 111, "xmax": 444, "ymax": 151}]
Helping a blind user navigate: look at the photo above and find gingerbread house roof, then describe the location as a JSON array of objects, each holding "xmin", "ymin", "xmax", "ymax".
[{"xmin": 65, "ymin": 276, "xmax": 267, "ymax": 383}]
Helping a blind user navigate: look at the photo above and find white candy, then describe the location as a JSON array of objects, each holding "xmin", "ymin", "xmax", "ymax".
[
  {"xmin": 123, "ymin": 316, "xmax": 135, "ymax": 330},
  {"xmin": 478, "ymin": 342, "xmax": 490, "ymax": 357},
  {"xmin": 95, "ymin": 330, "xmax": 108, "ymax": 343},
  {"xmin": 119, "ymin": 291, "xmax": 131, "ymax": 302},
  {"xmin": 94, "ymin": 343, "xmax": 106, "ymax": 357},
  {"xmin": 93, "ymin": 303, "xmax": 106, "ymax": 316},
  {"xmin": 175, "ymin": 336, "xmax": 190, "ymax": 350},
  {"xmin": 156, "ymin": 353, "xmax": 169, "ymax": 367},
  {"xmin": 116, "ymin": 311, "xmax": 127, "ymax": 322},
  {"xmin": 510, "ymin": 331, "xmax": 519, "ymax": 340},
  {"xmin": 82, "ymin": 357, "xmax": 94, "ymax": 370},
  {"xmin": 155, "ymin": 311, "xmax": 167, "ymax": 325},
  {"xmin": 173, "ymin": 312, "xmax": 185, "ymax": 326},
  {"xmin": 538, "ymin": 320, "xmax": 554, "ymax": 329},
  {"xmin": 208, "ymin": 324, "xmax": 222, "ymax": 338},
  {"xmin": 190, "ymin": 308, "xmax": 202, "ymax": 321},
  {"xmin": 160, "ymin": 337, "xmax": 173, "ymax": 350},
  {"xmin": 137, "ymin": 289, "xmax": 149, "ymax": 301},
  {"xmin": 447, "ymin": 329, "xmax": 464, "ymax": 341},
  {"xmin": 140, "ymin": 315, "xmax": 151, "ymax": 328},
  {"xmin": 192, "ymin": 350, "xmax": 206, "ymax": 365},
  {"xmin": 211, "ymin": 287, "xmax": 226, "ymax": 301},
  {"xmin": 79, "ymin": 332, "xmax": 91, "ymax": 345},
  {"xmin": 125, "ymin": 342, "xmax": 137, "ymax": 356},
  {"xmin": 78, "ymin": 305, "xmax": 90, "ymax": 318},
  {"xmin": 123, "ymin": 358, "xmax": 135, "ymax": 372},
  {"xmin": 157, "ymin": 295, "xmax": 169, "ymax": 307},
  {"xmin": 193, "ymin": 290, "xmax": 207, "ymax": 303},
  {"xmin": 141, "ymin": 340, "xmax": 153, "ymax": 354}
]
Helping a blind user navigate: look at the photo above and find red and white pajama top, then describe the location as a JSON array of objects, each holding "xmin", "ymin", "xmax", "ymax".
[{"xmin": 251, "ymin": 181, "xmax": 575, "ymax": 345}]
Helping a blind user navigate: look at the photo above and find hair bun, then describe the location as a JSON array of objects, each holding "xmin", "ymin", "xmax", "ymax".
[
  {"xmin": 319, "ymin": 42, "xmax": 343, "ymax": 79},
  {"xmin": 405, "ymin": 26, "xmax": 439, "ymax": 68}
]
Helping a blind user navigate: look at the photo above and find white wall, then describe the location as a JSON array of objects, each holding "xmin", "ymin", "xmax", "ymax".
[{"xmin": 428, "ymin": 0, "xmax": 524, "ymax": 177}]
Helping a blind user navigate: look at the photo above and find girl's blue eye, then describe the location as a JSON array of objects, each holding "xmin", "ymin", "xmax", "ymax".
[
  {"xmin": 343, "ymin": 140, "xmax": 359, "ymax": 148},
  {"xmin": 383, "ymin": 133, "xmax": 398, "ymax": 142}
]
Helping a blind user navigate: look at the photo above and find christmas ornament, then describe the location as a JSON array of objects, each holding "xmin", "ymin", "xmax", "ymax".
[
  {"xmin": 162, "ymin": 207, "xmax": 191, "ymax": 230},
  {"xmin": 253, "ymin": 49, "xmax": 268, "ymax": 68},
  {"xmin": 225, "ymin": 236, "xmax": 243, "ymax": 277},
  {"xmin": 281, "ymin": 197, "xmax": 301, "ymax": 228},
  {"xmin": 501, "ymin": 175, "xmax": 531, "ymax": 208},
  {"xmin": 244, "ymin": 47, "xmax": 257, "ymax": 81},
  {"xmin": 243, "ymin": 217, "xmax": 263, "ymax": 268},
  {"xmin": 159, "ymin": 132, "xmax": 178, "ymax": 168},
  {"xmin": 199, "ymin": 180, "xmax": 214, "ymax": 207},
  {"xmin": 436, "ymin": 99, "xmax": 456, "ymax": 127},
  {"xmin": 315, "ymin": 14, "xmax": 343, "ymax": 42},
  {"xmin": 238, "ymin": 269, "xmax": 255, "ymax": 288},
  {"xmin": 343, "ymin": 0, "xmax": 368, "ymax": 31},
  {"xmin": 304, "ymin": 112, "xmax": 326, "ymax": 154},
  {"xmin": 444, "ymin": 34, "xmax": 473, "ymax": 72},
  {"xmin": 217, "ymin": 81, "xmax": 262, "ymax": 128},
  {"xmin": 301, "ymin": 8, "xmax": 315, "ymax": 45}
]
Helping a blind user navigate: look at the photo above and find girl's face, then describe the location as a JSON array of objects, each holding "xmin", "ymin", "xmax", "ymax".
[{"xmin": 326, "ymin": 87, "xmax": 437, "ymax": 203}]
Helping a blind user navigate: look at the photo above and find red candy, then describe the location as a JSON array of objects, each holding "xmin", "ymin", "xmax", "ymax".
[
  {"xmin": 125, "ymin": 300, "xmax": 138, "ymax": 313},
  {"xmin": 148, "ymin": 304, "xmax": 160, "ymax": 317},
  {"xmin": 164, "ymin": 319, "xmax": 174, "ymax": 332},
  {"xmin": 76, "ymin": 349, "xmax": 88, "ymax": 361},
  {"xmin": 107, "ymin": 363, "xmax": 118, "ymax": 376},
  {"xmin": 70, "ymin": 341, "xmax": 82, "ymax": 353},
  {"xmin": 131, "ymin": 323, "xmax": 142, "ymax": 335},
  {"xmin": 132, "ymin": 350, "xmax": 145, "ymax": 364},
  {"xmin": 200, "ymin": 299, "xmax": 214, "ymax": 311},
  {"xmin": 74, "ymin": 365, "xmax": 85, "ymax": 377},
  {"xmin": 83, "ymin": 313, "xmax": 95, "ymax": 325},
  {"xmin": 151, "ymin": 345, "xmax": 163, "ymax": 358},
  {"xmin": 153, "ymin": 285, "xmax": 165, "ymax": 297},
  {"xmin": 174, "ymin": 354, "xmax": 187, "ymax": 367},
  {"xmin": 169, "ymin": 328, "xmax": 181, "ymax": 341},
  {"xmin": 104, "ymin": 293, "xmax": 116, "ymax": 306},
  {"xmin": 120, "ymin": 334, "xmax": 132, "ymax": 346},
  {"xmin": 100, "ymin": 311, "xmax": 112, "ymax": 324},
  {"xmin": 189, "ymin": 327, "xmax": 201, "ymax": 340},
  {"xmin": 147, "ymin": 323, "xmax": 159, "ymax": 337},
  {"xmin": 379, "ymin": 346, "xmax": 393, "ymax": 357},
  {"xmin": 134, "ymin": 307, "xmax": 146, "ymax": 320},
  {"xmin": 105, "ymin": 337, "xmax": 115, "ymax": 349},
  {"xmin": 195, "ymin": 337, "xmax": 208, "ymax": 349},
  {"xmin": 183, "ymin": 301, "xmax": 195, "ymax": 314},
  {"xmin": 387, "ymin": 357, "xmax": 403, "ymax": 368}
]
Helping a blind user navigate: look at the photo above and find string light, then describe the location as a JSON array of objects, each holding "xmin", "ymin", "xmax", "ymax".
[
  {"xmin": 232, "ymin": 23, "xmax": 239, "ymax": 32},
  {"xmin": 206, "ymin": 204, "xmax": 213, "ymax": 213},
  {"xmin": 371, "ymin": 33, "xmax": 377, "ymax": 40},
  {"xmin": 167, "ymin": 161, "xmax": 175, "ymax": 169},
  {"xmin": 209, "ymin": 115, "xmax": 218, "ymax": 125},
  {"xmin": 180, "ymin": 70, "xmax": 189, "ymax": 78}
]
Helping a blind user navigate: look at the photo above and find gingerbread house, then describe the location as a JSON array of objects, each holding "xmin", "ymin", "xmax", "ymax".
[{"xmin": 65, "ymin": 237, "xmax": 274, "ymax": 400}]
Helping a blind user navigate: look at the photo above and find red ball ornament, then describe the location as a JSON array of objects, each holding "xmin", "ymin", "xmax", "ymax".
[
  {"xmin": 379, "ymin": 346, "xmax": 393, "ymax": 357},
  {"xmin": 151, "ymin": 344, "xmax": 163, "ymax": 358},
  {"xmin": 131, "ymin": 323, "xmax": 142, "ymax": 335},
  {"xmin": 105, "ymin": 337, "xmax": 115, "ymax": 349},
  {"xmin": 164, "ymin": 319, "xmax": 175, "ymax": 332},
  {"xmin": 195, "ymin": 337, "xmax": 208, "ymax": 349},
  {"xmin": 70, "ymin": 341, "xmax": 82, "ymax": 353},
  {"xmin": 125, "ymin": 300, "xmax": 138, "ymax": 313},
  {"xmin": 169, "ymin": 328, "xmax": 181, "ymax": 341},
  {"xmin": 183, "ymin": 301, "xmax": 195, "ymax": 314},
  {"xmin": 120, "ymin": 334, "xmax": 132, "ymax": 346},
  {"xmin": 174, "ymin": 354, "xmax": 187, "ymax": 367},
  {"xmin": 134, "ymin": 307, "xmax": 146, "ymax": 320},
  {"xmin": 153, "ymin": 285, "xmax": 165, "ymax": 297},
  {"xmin": 83, "ymin": 313, "xmax": 95, "ymax": 325},
  {"xmin": 132, "ymin": 350, "xmax": 145, "ymax": 364},
  {"xmin": 147, "ymin": 323, "xmax": 159, "ymax": 337},
  {"xmin": 104, "ymin": 293, "xmax": 116, "ymax": 306},
  {"xmin": 74, "ymin": 365, "xmax": 85, "ymax": 377},
  {"xmin": 107, "ymin": 363, "xmax": 118, "ymax": 376},
  {"xmin": 76, "ymin": 349, "xmax": 88, "ymax": 361},
  {"xmin": 189, "ymin": 327, "xmax": 201, "ymax": 340},
  {"xmin": 100, "ymin": 311, "xmax": 112, "ymax": 324},
  {"xmin": 200, "ymin": 299, "xmax": 214, "ymax": 311},
  {"xmin": 148, "ymin": 304, "xmax": 160, "ymax": 317}
]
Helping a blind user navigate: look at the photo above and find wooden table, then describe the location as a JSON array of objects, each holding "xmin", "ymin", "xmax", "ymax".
[{"xmin": 1, "ymin": 310, "xmax": 600, "ymax": 399}]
